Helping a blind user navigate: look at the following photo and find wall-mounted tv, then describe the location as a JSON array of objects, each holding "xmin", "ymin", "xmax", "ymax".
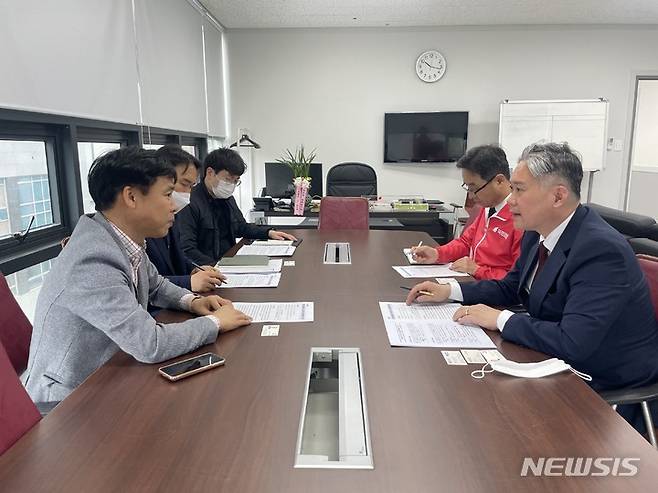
[{"xmin": 384, "ymin": 111, "xmax": 468, "ymax": 163}]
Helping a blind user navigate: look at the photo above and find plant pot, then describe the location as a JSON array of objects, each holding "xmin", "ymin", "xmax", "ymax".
[{"xmin": 293, "ymin": 178, "xmax": 310, "ymax": 216}]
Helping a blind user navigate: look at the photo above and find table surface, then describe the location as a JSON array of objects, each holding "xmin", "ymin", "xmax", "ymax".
[{"xmin": 1, "ymin": 229, "xmax": 657, "ymax": 492}]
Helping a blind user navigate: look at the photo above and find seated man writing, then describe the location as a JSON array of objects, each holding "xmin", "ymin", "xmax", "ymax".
[
  {"xmin": 178, "ymin": 148, "xmax": 296, "ymax": 265},
  {"xmin": 406, "ymin": 142, "xmax": 658, "ymax": 396},
  {"xmin": 145, "ymin": 145, "xmax": 224, "ymax": 292},
  {"xmin": 412, "ymin": 145, "xmax": 522, "ymax": 280},
  {"xmin": 24, "ymin": 147, "xmax": 252, "ymax": 402}
]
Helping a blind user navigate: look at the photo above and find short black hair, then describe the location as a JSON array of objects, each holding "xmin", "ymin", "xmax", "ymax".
[
  {"xmin": 88, "ymin": 146, "xmax": 176, "ymax": 211},
  {"xmin": 204, "ymin": 148, "xmax": 246, "ymax": 178},
  {"xmin": 155, "ymin": 144, "xmax": 201, "ymax": 173},
  {"xmin": 456, "ymin": 145, "xmax": 510, "ymax": 180}
]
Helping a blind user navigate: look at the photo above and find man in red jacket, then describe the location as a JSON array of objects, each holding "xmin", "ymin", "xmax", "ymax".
[{"xmin": 413, "ymin": 145, "xmax": 522, "ymax": 280}]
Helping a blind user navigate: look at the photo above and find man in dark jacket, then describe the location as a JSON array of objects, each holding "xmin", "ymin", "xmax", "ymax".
[
  {"xmin": 178, "ymin": 148, "xmax": 296, "ymax": 265},
  {"xmin": 145, "ymin": 145, "xmax": 224, "ymax": 292}
]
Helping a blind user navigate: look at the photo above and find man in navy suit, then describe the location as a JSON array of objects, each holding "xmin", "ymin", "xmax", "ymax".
[
  {"xmin": 146, "ymin": 146, "xmax": 225, "ymax": 292},
  {"xmin": 406, "ymin": 142, "xmax": 658, "ymax": 392}
]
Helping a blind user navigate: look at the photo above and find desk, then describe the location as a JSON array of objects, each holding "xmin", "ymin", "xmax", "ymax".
[
  {"xmin": 261, "ymin": 203, "xmax": 454, "ymax": 243},
  {"xmin": 1, "ymin": 230, "xmax": 657, "ymax": 492}
]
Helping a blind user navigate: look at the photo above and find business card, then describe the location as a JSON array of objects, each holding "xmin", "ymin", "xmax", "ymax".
[{"xmin": 261, "ymin": 324, "xmax": 280, "ymax": 336}]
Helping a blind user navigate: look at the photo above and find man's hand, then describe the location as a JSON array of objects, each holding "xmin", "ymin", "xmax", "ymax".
[
  {"xmin": 189, "ymin": 295, "xmax": 232, "ymax": 315},
  {"xmin": 268, "ymin": 230, "xmax": 297, "ymax": 241},
  {"xmin": 452, "ymin": 304, "xmax": 501, "ymax": 331},
  {"xmin": 191, "ymin": 267, "xmax": 227, "ymax": 292},
  {"xmin": 213, "ymin": 305, "xmax": 252, "ymax": 332},
  {"xmin": 411, "ymin": 245, "xmax": 439, "ymax": 264},
  {"xmin": 450, "ymin": 256, "xmax": 479, "ymax": 275},
  {"xmin": 405, "ymin": 281, "xmax": 451, "ymax": 305}
]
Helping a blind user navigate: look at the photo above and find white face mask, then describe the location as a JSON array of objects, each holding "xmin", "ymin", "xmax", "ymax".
[
  {"xmin": 212, "ymin": 179, "xmax": 236, "ymax": 199},
  {"xmin": 471, "ymin": 358, "xmax": 592, "ymax": 381},
  {"xmin": 171, "ymin": 191, "xmax": 190, "ymax": 213}
]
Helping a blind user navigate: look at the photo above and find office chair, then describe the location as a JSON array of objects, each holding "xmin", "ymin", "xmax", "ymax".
[
  {"xmin": 0, "ymin": 272, "xmax": 33, "ymax": 375},
  {"xmin": 0, "ymin": 272, "xmax": 59, "ymax": 417},
  {"xmin": 326, "ymin": 163, "xmax": 377, "ymax": 197},
  {"xmin": 449, "ymin": 193, "xmax": 481, "ymax": 238},
  {"xmin": 318, "ymin": 197, "xmax": 369, "ymax": 230},
  {"xmin": 0, "ymin": 342, "xmax": 41, "ymax": 455},
  {"xmin": 598, "ymin": 254, "xmax": 658, "ymax": 448}
]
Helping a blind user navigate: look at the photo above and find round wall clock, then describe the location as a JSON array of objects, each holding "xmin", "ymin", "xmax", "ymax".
[{"xmin": 415, "ymin": 50, "xmax": 446, "ymax": 83}]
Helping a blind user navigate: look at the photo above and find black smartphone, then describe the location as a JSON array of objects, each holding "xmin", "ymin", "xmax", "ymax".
[{"xmin": 158, "ymin": 352, "xmax": 225, "ymax": 381}]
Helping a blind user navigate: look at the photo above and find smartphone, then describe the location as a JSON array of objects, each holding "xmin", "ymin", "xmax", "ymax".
[{"xmin": 158, "ymin": 352, "xmax": 225, "ymax": 381}]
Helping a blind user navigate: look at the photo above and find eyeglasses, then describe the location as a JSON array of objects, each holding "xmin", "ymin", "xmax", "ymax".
[
  {"xmin": 221, "ymin": 178, "xmax": 242, "ymax": 187},
  {"xmin": 461, "ymin": 175, "xmax": 495, "ymax": 195}
]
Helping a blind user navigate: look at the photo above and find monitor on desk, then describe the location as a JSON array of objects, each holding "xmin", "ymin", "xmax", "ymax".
[{"xmin": 265, "ymin": 162, "xmax": 323, "ymax": 198}]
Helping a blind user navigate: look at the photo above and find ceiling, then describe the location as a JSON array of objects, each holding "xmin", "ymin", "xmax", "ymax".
[{"xmin": 200, "ymin": 0, "xmax": 658, "ymax": 29}]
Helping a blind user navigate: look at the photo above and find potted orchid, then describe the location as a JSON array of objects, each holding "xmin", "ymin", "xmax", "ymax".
[{"xmin": 276, "ymin": 146, "xmax": 317, "ymax": 215}]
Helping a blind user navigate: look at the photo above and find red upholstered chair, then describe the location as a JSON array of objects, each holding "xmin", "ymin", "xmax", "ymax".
[
  {"xmin": 318, "ymin": 197, "xmax": 369, "ymax": 231},
  {"xmin": 0, "ymin": 272, "xmax": 32, "ymax": 375},
  {"xmin": 0, "ymin": 342, "xmax": 41, "ymax": 455},
  {"xmin": 599, "ymin": 254, "xmax": 658, "ymax": 448},
  {"xmin": 450, "ymin": 193, "xmax": 482, "ymax": 238}
]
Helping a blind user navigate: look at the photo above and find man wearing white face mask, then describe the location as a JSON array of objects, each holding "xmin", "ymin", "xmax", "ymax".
[
  {"xmin": 146, "ymin": 145, "xmax": 225, "ymax": 293},
  {"xmin": 178, "ymin": 148, "xmax": 297, "ymax": 265}
]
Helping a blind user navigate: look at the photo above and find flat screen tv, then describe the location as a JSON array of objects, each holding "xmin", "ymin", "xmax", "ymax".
[{"xmin": 384, "ymin": 111, "xmax": 468, "ymax": 163}]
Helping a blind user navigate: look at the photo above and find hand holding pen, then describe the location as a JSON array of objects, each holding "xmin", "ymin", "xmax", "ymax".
[
  {"xmin": 410, "ymin": 240, "xmax": 439, "ymax": 264},
  {"xmin": 190, "ymin": 261, "xmax": 227, "ymax": 292}
]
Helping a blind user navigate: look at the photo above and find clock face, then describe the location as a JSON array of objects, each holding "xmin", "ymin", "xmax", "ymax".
[{"xmin": 415, "ymin": 50, "xmax": 446, "ymax": 83}]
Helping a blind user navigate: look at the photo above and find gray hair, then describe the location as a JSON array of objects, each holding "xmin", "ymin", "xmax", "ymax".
[{"xmin": 519, "ymin": 142, "xmax": 583, "ymax": 199}]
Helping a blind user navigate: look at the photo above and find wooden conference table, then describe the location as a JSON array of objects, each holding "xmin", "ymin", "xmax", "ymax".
[{"xmin": 1, "ymin": 230, "xmax": 658, "ymax": 492}]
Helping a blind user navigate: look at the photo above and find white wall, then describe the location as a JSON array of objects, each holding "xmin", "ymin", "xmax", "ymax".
[{"xmin": 226, "ymin": 26, "xmax": 658, "ymax": 208}]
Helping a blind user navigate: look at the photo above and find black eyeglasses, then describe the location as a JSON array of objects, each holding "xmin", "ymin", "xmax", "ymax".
[{"xmin": 461, "ymin": 175, "xmax": 495, "ymax": 195}]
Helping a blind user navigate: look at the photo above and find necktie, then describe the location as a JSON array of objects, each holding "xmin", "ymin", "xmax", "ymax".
[{"xmin": 536, "ymin": 241, "xmax": 549, "ymax": 277}]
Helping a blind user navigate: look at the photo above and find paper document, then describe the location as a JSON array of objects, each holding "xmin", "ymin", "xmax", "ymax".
[
  {"xmin": 220, "ymin": 273, "xmax": 281, "ymax": 288},
  {"xmin": 403, "ymin": 248, "xmax": 419, "ymax": 264},
  {"xmin": 253, "ymin": 239, "xmax": 294, "ymax": 245},
  {"xmin": 392, "ymin": 265, "xmax": 469, "ymax": 278},
  {"xmin": 378, "ymin": 302, "xmax": 496, "ymax": 349},
  {"xmin": 233, "ymin": 302, "xmax": 314, "ymax": 323},
  {"xmin": 218, "ymin": 259, "xmax": 283, "ymax": 274},
  {"xmin": 237, "ymin": 244, "xmax": 296, "ymax": 257}
]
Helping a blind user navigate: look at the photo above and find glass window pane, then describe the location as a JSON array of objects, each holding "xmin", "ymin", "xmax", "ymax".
[
  {"xmin": 0, "ymin": 140, "xmax": 56, "ymax": 239},
  {"xmin": 8, "ymin": 259, "xmax": 53, "ymax": 323},
  {"xmin": 142, "ymin": 144, "xmax": 162, "ymax": 150},
  {"xmin": 77, "ymin": 142, "xmax": 121, "ymax": 214},
  {"xmin": 182, "ymin": 145, "xmax": 196, "ymax": 157}
]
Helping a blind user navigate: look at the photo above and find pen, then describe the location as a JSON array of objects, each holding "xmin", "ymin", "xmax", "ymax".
[
  {"xmin": 400, "ymin": 286, "xmax": 434, "ymax": 296},
  {"xmin": 191, "ymin": 261, "xmax": 226, "ymax": 284},
  {"xmin": 417, "ymin": 240, "xmax": 423, "ymax": 248}
]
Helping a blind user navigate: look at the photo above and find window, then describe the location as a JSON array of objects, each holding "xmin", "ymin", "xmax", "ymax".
[
  {"xmin": 7, "ymin": 259, "xmax": 52, "ymax": 322},
  {"xmin": 78, "ymin": 142, "xmax": 121, "ymax": 213},
  {"xmin": 182, "ymin": 145, "xmax": 196, "ymax": 156},
  {"xmin": 0, "ymin": 140, "xmax": 57, "ymax": 240},
  {"xmin": 0, "ymin": 178, "xmax": 9, "ymax": 237},
  {"xmin": 142, "ymin": 143, "xmax": 163, "ymax": 150}
]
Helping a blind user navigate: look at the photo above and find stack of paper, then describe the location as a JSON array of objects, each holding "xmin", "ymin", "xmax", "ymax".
[
  {"xmin": 220, "ymin": 273, "xmax": 281, "ymax": 288},
  {"xmin": 217, "ymin": 259, "xmax": 283, "ymax": 274},
  {"xmin": 392, "ymin": 265, "xmax": 469, "ymax": 278},
  {"xmin": 253, "ymin": 239, "xmax": 294, "ymax": 245},
  {"xmin": 378, "ymin": 302, "xmax": 495, "ymax": 349},
  {"xmin": 236, "ymin": 244, "xmax": 296, "ymax": 257}
]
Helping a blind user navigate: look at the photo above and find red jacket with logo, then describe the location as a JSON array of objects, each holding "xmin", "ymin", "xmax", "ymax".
[{"xmin": 436, "ymin": 203, "xmax": 522, "ymax": 280}]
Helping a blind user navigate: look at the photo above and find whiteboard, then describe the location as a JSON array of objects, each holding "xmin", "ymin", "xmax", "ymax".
[{"xmin": 499, "ymin": 99, "xmax": 609, "ymax": 171}]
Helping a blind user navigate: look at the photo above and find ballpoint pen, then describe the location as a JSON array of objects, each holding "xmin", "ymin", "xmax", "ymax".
[
  {"xmin": 400, "ymin": 286, "xmax": 434, "ymax": 296},
  {"xmin": 191, "ymin": 261, "xmax": 226, "ymax": 284}
]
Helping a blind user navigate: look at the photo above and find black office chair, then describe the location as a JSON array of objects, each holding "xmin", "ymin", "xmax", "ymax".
[{"xmin": 326, "ymin": 162, "xmax": 377, "ymax": 197}]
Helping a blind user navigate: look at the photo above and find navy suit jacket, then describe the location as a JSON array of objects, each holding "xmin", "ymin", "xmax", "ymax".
[
  {"xmin": 461, "ymin": 205, "xmax": 658, "ymax": 390},
  {"xmin": 146, "ymin": 222, "xmax": 194, "ymax": 291}
]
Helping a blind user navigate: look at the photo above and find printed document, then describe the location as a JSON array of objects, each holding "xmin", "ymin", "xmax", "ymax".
[
  {"xmin": 393, "ymin": 265, "xmax": 469, "ymax": 278},
  {"xmin": 220, "ymin": 273, "xmax": 281, "ymax": 288},
  {"xmin": 237, "ymin": 244, "xmax": 296, "ymax": 257},
  {"xmin": 378, "ymin": 302, "xmax": 495, "ymax": 348},
  {"xmin": 233, "ymin": 302, "xmax": 314, "ymax": 323},
  {"xmin": 217, "ymin": 259, "xmax": 283, "ymax": 274}
]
